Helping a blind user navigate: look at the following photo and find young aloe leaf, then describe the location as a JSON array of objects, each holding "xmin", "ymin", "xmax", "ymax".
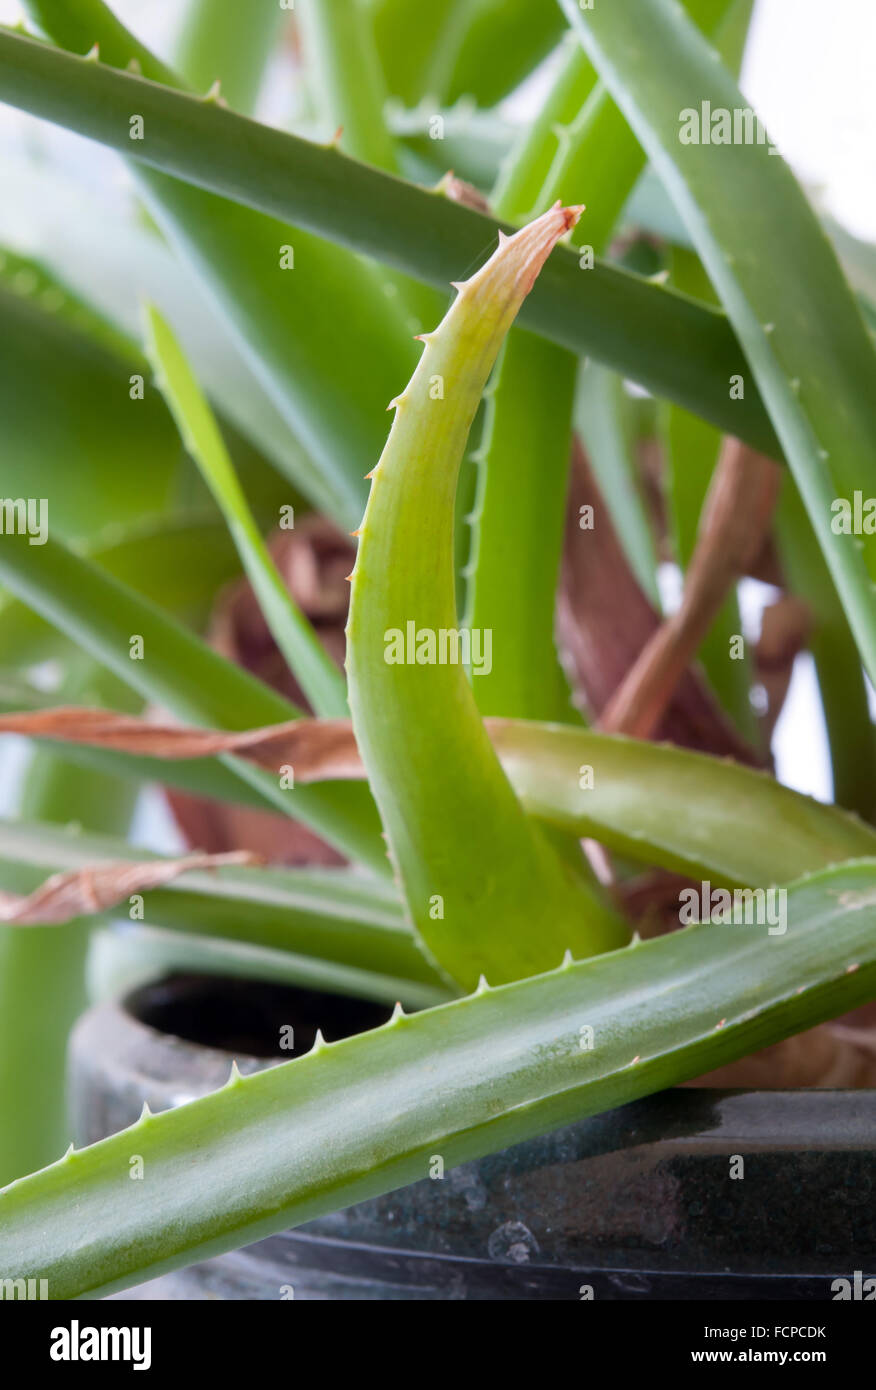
[
  {"xmin": 561, "ymin": 0, "xmax": 876, "ymax": 685},
  {"xmin": 0, "ymin": 26, "xmax": 785, "ymax": 456},
  {"xmin": 0, "ymin": 534, "xmax": 388, "ymax": 873},
  {"xmin": 348, "ymin": 207, "xmax": 629, "ymax": 988},
  {"xmin": 143, "ymin": 305, "xmax": 347, "ymax": 718},
  {"xmin": 2, "ymin": 860, "xmax": 875, "ymax": 1298}
]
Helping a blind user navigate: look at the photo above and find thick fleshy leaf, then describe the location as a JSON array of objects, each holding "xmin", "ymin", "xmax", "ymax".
[
  {"xmin": 561, "ymin": 0, "xmax": 876, "ymax": 684},
  {"xmin": 347, "ymin": 206, "xmax": 628, "ymax": 989},
  {"xmin": 3, "ymin": 706, "xmax": 873, "ymax": 887},
  {"xmin": 2, "ymin": 861, "xmax": 875, "ymax": 1298},
  {"xmin": 0, "ymin": 25, "xmax": 784, "ymax": 456}
]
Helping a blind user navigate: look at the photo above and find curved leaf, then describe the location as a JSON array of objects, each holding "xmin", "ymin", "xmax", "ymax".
[{"xmin": 347, "ymin": 207, "xmax": 628, "ymax": 989}]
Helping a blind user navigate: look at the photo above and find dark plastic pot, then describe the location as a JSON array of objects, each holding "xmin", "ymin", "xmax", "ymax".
[{"xmin": 69, "ymin": 974, "xmax": 876, "ymax": 1301}]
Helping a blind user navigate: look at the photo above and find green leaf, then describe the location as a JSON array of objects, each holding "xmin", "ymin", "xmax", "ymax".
[
  {"xmin": 576, "ymin": 362, "xmax": 662, "ymax": 607},
  {"xmin": 2, "ymin": 860, "xmax": 875, "ymax": 1298},
  {"xmin": 0, "ymin": 535, "xmax": 388, "ymax": 874},
  {"xmin": 0, "ymin": 819, "xmax": 446, "ymax": 1006},
  {"xmin": 660, "ymin": 246, "xmax": 755, "ymax": 739},
  {"xmin": 561, "ymin": 0, "xmax": 876, "ymax": 685},
  {"xmin": 490, "ymin": 33, "xmax": 597, "ymax": 220},
  {"xmin": 0, "ymin": 662, "xmax": 138, "ymax": 1186},
  {"xmin": 21, "ymin": 0, "xmax": 417, "ymax": 532},
  {"xmin": 88, "ymin": 923, "xmax": 438, "ymax": 1010},
  {"xmin": 489, "ymin": 719, "xmax": 876, "ymax": 884},
  {"xmin": 0, "ymin": 514, "xmax": 249, "ymax": 668},
  {"xmin": 367, "ymin": 0, "xmax": 461, "ymax": 106},
  {"xmin": 437, "ymin": 0, "xmax": 567, "ymax": 107},
  {"xmin": 347, "ymin": 207, "xmax": 630, "ymax": 991},
  {"xmin": 5, "ymin": 689, "xmax": 873, "ymax": 890},
  {"xmin": 173, "ymin": 0, "xmax": 284, "ymax": 114},
  {"xmin": 0, "ymin": 278, "xmax": 182, "ymax": 538},
  {"xmin": 0, "ymin": 25, "xmax": 785, "ymax": 457},
  {"xmin": 466, "ymin": 332, "xmax": 581, "ymax": 723},
  {"xmin": 776, "ymin": 479, "xmax": 876, "ymax": 824},
  {"xmin": 143, "ymin": 304, "xmax": 348, "ymax": 718}
]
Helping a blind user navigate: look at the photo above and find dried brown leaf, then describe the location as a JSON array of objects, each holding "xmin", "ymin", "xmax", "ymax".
[
  {"xmin": 599, "ymin": 438, "xmax": 781, "ymax": 740},
  {"xmin": 0, "ymin": 851, "xmax": 258, "ymax": 926},
  {"xmin": 558, "ymin": 440, "xmax": 764, "ymax": 764}
]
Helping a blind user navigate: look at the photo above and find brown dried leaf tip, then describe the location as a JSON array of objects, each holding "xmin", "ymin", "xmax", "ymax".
[{"xmin": 0, "ymin": 851, "xmax": 260, "ymax": 927}]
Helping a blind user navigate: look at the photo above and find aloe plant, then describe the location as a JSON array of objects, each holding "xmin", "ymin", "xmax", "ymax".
[{"xmin": 0, "ymin": 0, "xmax": 873, "ymax": 1300}]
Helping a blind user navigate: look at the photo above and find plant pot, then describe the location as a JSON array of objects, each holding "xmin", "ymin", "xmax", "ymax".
[{"xmin": 69, "ymin": 974, "xmax": 876, "ymax": 1301}]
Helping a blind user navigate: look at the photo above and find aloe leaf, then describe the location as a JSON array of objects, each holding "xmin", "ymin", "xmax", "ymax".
[
  {"xmin": 490, "ymin": 34, "xmax": 597, "ymax": 220},
  {"xmin": 21, "ymin": 0, "xmax": 416, "ymax": 533},
  {"xmin": 0, "ymin": 26, "xmax": 784, "ymax": 457},
  {"xmin": 576, "ymin": 362, "xmax": 662, "ymax": 607},
  {"xmin": 88, "ymin": 923, "xmax": 442, "ymax": 1010},
  {"xmin": 3, "ymin": 859, "xmax": 875, "ymax": 1298},
  {"xmin": 348, "ymin": 206, "xmax": 630, "ymax": 991},
  {"xmin": 561, "ymin": 0, "xmax": 876, "ymax": 685},
  {"xmin": 544, "ymin": 0, "xmax": 741, "ymax": 252},
  {"xmin": 489, "ymin": 719, "xmax": 876, "ymax": 884},
  {"xmin": 0, "ymin": 514, "xmax": 251, "ymax": 668},
  {"xmin": 7, "ymin": 694, "xmax": 873, "ymax": 891},
  {"xmin": 466, "ymin": 334, "xmax": 581, "ymax": 723},
  {"xmin": 173, "ymin": 0, "xmax": 284, "ymax": 115},
  {"xmin": 390, "ymin": 101, "xmax": 513, "ymax": 191},
  {"xmin": 143, "ymin": 305, "xmax": 347, "ymax": 718},
  {"xmin": 437, "ymin": 0, "xmax": 567, "ymax": 107},
  {"xmin": 776, "ymin": 479, "xmax": 876, "ymax": 824},
  {"xmin": 0, "ymin": 819, "xmax": 445, "ymax": 1002},
  {"xmin": 0, "ymin": 535, "xmax": 388, "ymax": 873},
  {"xmin": 0, "ymin": 277, "xmax": 183, "ymax": 538},
  {"xmin": 0, "ymin": 660, "xmax": 139, "ymax": 1185},
  {"xmin": 367, "ymin": 0, "xmax": 461, "ymax": 106},
  {"xmin": 298, "ymin": 0, "xmax": 398, "ymax": 174},
  {"xmin": 453, "ymin": 0, "xmax": 736, "ymax": 731},
  {"xmin": 0, "ymin": 159, "xmax": 328, "ymax": 514},
  {"xmin": 296, "ymin": 0, "xmax": 443, "ymax": 335}
]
